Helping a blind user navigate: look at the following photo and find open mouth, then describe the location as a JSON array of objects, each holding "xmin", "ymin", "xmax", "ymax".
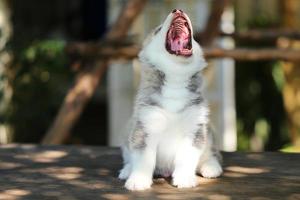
[{"xmin": 166, "ymin": 12, "xmax": 192, "ymax": 57}]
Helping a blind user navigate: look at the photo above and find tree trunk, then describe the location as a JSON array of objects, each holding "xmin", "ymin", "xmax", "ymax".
[
  {"xmin": 196, "ymin": 0, "xmax": 229, "ymax": 46},
  {"xmin": 0, "ymin": 0, "xmax": 13, "ymax": 144},
  {"xmin": 280, "ymin": 0, "xmax": 300, "ymax": 148}
]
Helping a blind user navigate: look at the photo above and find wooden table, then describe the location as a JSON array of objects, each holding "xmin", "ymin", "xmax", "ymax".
[{"xmin": 0, "ymin": 145, "xmax": 299, "ymax": 200}]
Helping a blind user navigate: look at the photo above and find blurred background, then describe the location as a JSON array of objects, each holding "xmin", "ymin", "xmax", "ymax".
[{"xmin": 0, "ymin": 0, "xmax": 299, "ymax": 152}]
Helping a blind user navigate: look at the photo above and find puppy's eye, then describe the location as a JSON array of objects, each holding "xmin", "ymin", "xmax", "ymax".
[{"xmin": 154, "ymin": 26, "xmax": 162, "ymax": 35}]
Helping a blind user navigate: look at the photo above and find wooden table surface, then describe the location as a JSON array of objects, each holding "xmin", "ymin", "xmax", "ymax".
[{"xmin": 0, "ymin": 145, "xmax": 299, "ymax": 200}]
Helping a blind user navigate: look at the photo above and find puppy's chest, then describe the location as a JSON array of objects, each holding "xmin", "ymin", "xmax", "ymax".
[
  {"xmin": 156, "ymin": 81, "xmax": 190, "ymax": 112},
  {"xmin": 155, "ymin": 116, "xmax": 184, "ymax": 168}
]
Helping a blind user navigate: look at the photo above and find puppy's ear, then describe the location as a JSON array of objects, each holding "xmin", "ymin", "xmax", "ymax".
[
  {"xmin": 153, "ymin": 26, "xmax": 162, "ymax": 35},
  {"xmin": 142, "ymin": 25, "xmax": 162, "ymax": 47}
]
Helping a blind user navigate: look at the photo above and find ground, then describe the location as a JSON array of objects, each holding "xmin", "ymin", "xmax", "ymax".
[{"xmin": 0, "ymin": 145, "xmax": 299, "ymax": 200}]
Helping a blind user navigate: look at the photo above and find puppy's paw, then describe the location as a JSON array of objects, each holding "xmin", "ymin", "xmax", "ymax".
[
  {"xmin": 200, "ymin": 158, "xmax": 223, "ymax": 178},
  {"xmin": 125, "ymin": 173, "xmax": 152, "ymax": 191},
  {"xmin": 118, "ymin": 165, "xmax": 131, "ymax": 180},
  {"xmin": 172, "ymin": 171, "xmax": 198, "ymax": 188}
]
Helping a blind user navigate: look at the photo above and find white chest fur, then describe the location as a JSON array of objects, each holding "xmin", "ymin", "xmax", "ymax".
[{"xmin": 159, "ymin": 74, "xmax": 190, "ymax": 112}]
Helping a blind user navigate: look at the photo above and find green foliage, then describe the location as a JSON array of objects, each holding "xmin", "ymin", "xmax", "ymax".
[
  {"xmin": 271, "ymin": 63, "xmax": 285, "ymax": 92},
  {"xmin": 247, "ymin": 15, "xmax": 279, "ymax": 29},
  {"xmin": 235, "ymin": 15, "xmax": 289, "ymax": 151},
  {"xmin": 4, "ymin": 39, "xmax": 73, "ymax": 142},
  {"xmin": 236, "ymin": 60, "xmax": 289, "ymax": 151},
  {"xmin": 281, "ymin": 145, "xmax": 300, "ymax": 153},
  {"xmin": 236, "ymin": 119, "xmax": 250, "ymax": 151}
]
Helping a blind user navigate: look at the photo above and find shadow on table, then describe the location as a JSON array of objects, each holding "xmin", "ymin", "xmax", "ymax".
[{"xmin": 0, "ymin": 145, "xmax": 299, "ymax": 200}]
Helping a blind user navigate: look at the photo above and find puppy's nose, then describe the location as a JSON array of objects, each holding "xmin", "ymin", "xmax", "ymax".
[{"xmin": 172, "ymin": 9, "xmax": 183, "ymax": 14}]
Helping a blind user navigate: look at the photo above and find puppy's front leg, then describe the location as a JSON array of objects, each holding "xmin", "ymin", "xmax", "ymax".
[
  {"xmin": 125, "ymin": 148, "xmax": 156, "ymax": 191},
  {"xmin": 172, "ymin": 137, "xmax": 203, "ymax": 188}
]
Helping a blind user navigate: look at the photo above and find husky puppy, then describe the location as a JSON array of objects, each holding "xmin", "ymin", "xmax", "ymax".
[{"xmin": 119, "ymin": 9, "xmax": 222, "ymax": 191}]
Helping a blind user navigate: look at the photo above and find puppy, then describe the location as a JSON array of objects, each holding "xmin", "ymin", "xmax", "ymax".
[{"xmin": 119, "ymin": 9, "xmax": 222, "ymax": 191}]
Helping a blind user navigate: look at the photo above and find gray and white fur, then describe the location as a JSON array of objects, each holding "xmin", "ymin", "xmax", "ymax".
[{"xmin": 119, "ymin": 10, "xmax": 223, "ymax": 190}]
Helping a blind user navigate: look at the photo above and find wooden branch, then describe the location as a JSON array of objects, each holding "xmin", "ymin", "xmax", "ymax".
[
  {"xmin": 197, "ymin": 0, "xmax": 229, "ymax": 46},
  {"xmin": 42, "ymin": 0, "xmax": 148, "ymax": 145},
  {"xmin": 106, "ymin": 0, "xmax": 148, "ymax": 41},
  {"xmin": 221, "ymin": 30, "xmax": 300, "ymax": 41},
  {"xmin": 66, "ymin": 42, "xmax": 139, "ymax": 60},
  {"xmin": 204, "ymin": 48, "xmax": 300, "ymax": 61},
  {"xmin": 66, "ymin": 41, "xmax": 300, "ymax": 61}
]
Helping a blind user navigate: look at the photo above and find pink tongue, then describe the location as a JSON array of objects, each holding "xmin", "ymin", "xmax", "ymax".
[{"xmin": 170, "ymin": 34, "xmax": 189, "ymax": 52}]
